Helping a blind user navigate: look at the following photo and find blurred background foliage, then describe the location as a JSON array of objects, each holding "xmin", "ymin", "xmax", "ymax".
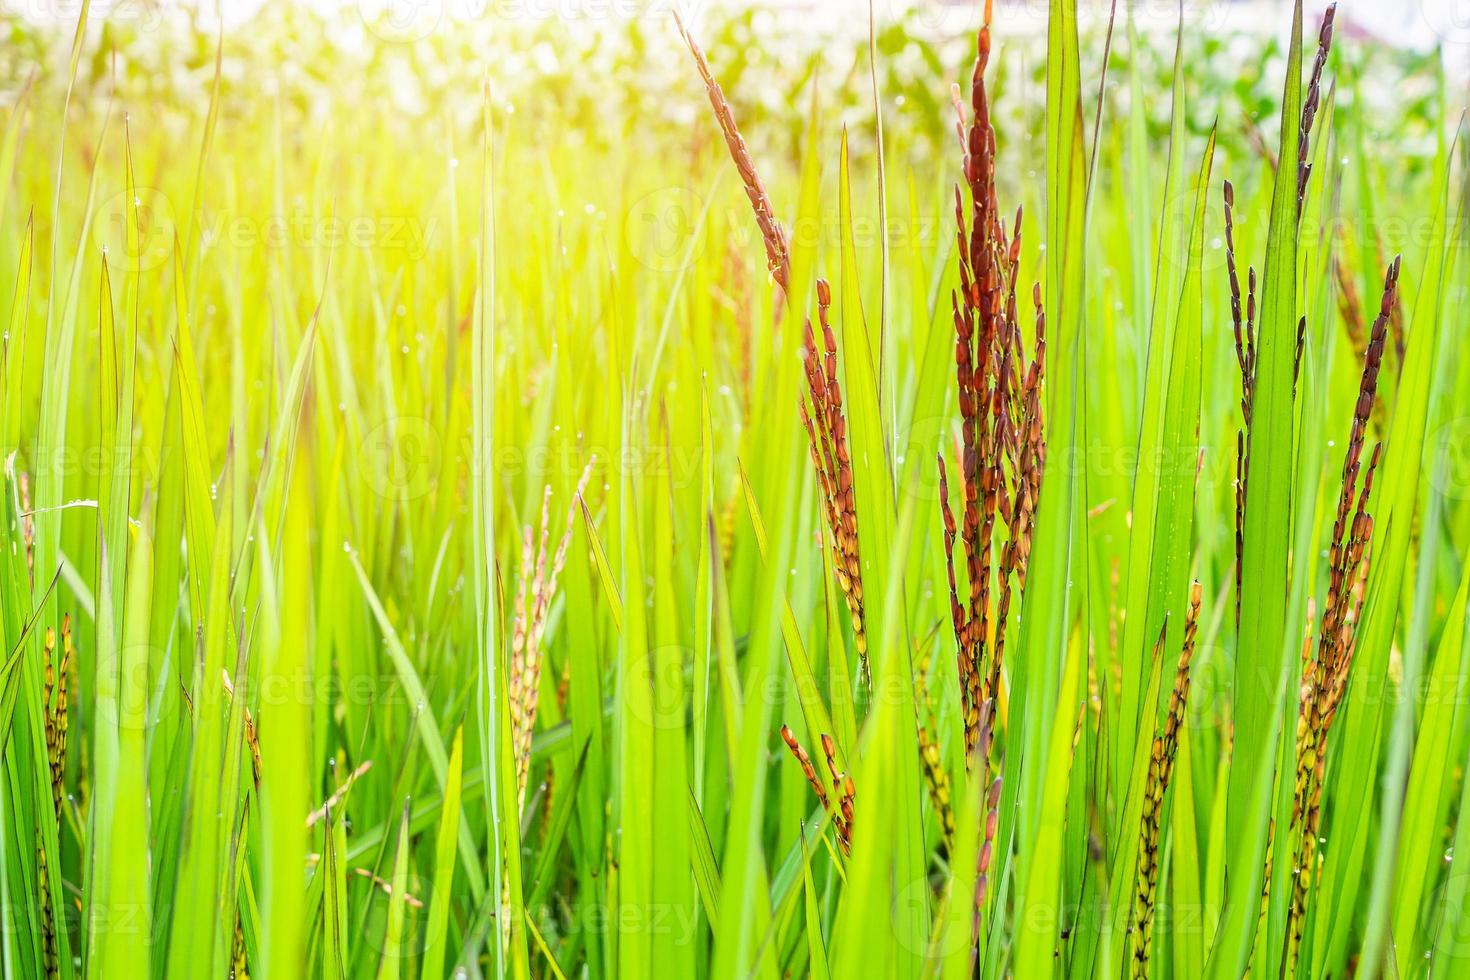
[{"xmin": 0, "ymin": 2, "xmax": 1448, "ymax": 185}]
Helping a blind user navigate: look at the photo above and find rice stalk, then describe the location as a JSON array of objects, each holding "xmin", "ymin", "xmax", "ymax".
[
  {"xmin": 913, "ymin": 651, "xmax": 955, "ymax": 851},
  {"xmin": 673, "ymin": 9, "xmax": 790, "ymax": 293},
  {"xmin": 231, "ymin": 913, "xmax": 249, "ymax": 980},
  {"xmin": 1130, "ymin": 583, "xmax": 1202, "ymax": 978},
  {"xmin": 971, "ymin": 699, "xmax": 1002, "ymax": 920},
  {"xmin": 1285, "ymin": 256, "xmax": 1398, "ymax": 964},
  {"xmin": 1231, "ymin": 1, "xmax": 1333, "ymax": 625},
  {"xmin": 1223, "ymin": 178, "xmax": 1256, "ymax": 631},
  {"xmin": 1295, "ymin": 4, "xmax": 1336, "ymax": 213},
  {"xmin": 42, "ymin": 616, "xmax": 71, "ymax": 822},
  {"xmin": 799, "ymin": 279, "xmax": 868, "ymax": 681},
  {"xmin": 38, "ymin": 616, "xmax": 66, "ymax": 980},
  {"xmin": 780, "ymin": 724, "xmax": 854, "ymax": 856},
  {"xmin": 221, "ymin": 668, "xmax": 263, "ymax": 792},
  {"xmin": 937, "ymin": 0, "xmax": 1045, "ymax": 764},
  {"xmin": 509, "ymin": 459, "xmax": 596, "ymax": 811},
  {"xmin": 676, "ymin": 13, "xmax": 870, "ymax": 686}
]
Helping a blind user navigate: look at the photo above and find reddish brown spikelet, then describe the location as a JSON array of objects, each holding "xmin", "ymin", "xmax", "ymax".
[
  {"xmin": 37, "ymin": 830, "xmax": 58, "ymax": 980},
  {"xmin": 1130, "ymin": 585, "xmax": 1202, "ymax": 978},
  {"xmin": 42, "ymin": 627, "xmax": 59, "ymax": 803},
  {"xmin": 780, "ymin": 726, "xmax": 854, "ymax": 855},
  {"xmin": 823, "ymin": 733, "xmax": 856, "ymax": 848},
  {"xmin": 1296, "ymin": 4, "xmax": 1337, "ymax": 213},
  {"xmin": 780, "ymin": 724, "xmax": 831, "ymax": 812},
  {"xmin": 1286, "ymin": 256, "xmax": 1397, "ymax": 965},
  {"xmin": 972, "ymin": 773, "xmax": 1002, "ymax": 948},
  {"xmin": 50, "ymin": 617, "xmax": 72, "ymax": 822},
  {"xmin": 1224, "ymin": 180, "xmax": 1258, "ymax": 630},
  {"xmin": 1223, "ymin": 181, "xmax": 1244, "ymax": 366},
  {"xmin": 38, "ymin": 616, "xmax": 72, "ymax": 980},
  {"xmin": 1236, "ymin": 1, "xmax": 1334, "ymax": 213},
  {"xmin": 992, "ymin": 284, "xmax": 1044, "ymax": 702},
  {"xmin": 939, "ymin": 0, "xmax": 1044, "ymax": 764},
  {"xmin": 676, "ymin": 18, "xmax": 868, "ymax": 687},
  {"xmin": 801, "ymin": 278, "xmax": 868, "ymax": 682},
  {"xmin": 970, "ymin": 697, "xmax": 1002, "ymax": 973},
  {"xmin": 673, "ymin": 11, "xmax": 790, "ymax": 293}
]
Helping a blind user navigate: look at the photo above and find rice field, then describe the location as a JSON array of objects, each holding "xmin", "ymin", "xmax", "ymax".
[{"xmin": 0, "ymin": 0, "xmax": 1467, "ymax": 977}]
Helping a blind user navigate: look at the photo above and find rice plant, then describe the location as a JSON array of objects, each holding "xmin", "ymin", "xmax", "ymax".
[{"xmin": 0, "ymin": 0, "xmax": 1466, "ymax": 977}]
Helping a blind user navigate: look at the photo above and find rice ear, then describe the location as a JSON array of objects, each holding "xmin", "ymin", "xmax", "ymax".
[{"xmin": 672, "ymin": 8, "xmax": 791, "ymax": 294}]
